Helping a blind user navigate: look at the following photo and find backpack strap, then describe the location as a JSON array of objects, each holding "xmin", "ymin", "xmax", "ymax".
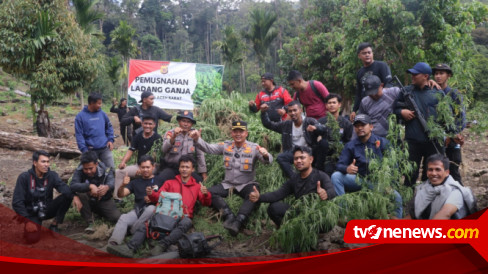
[{"xmin": 309, "ymin": 80, "xmax": 326, "ymax": 102}]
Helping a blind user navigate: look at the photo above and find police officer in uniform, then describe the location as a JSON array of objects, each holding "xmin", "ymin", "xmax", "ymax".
[
  {"xmin": 159, "ymin": 110, "xmax": 207, "ymax": 183},
  {"xmin": 190, "ymin": 121, "xmax": 273, "ymax": 236}
]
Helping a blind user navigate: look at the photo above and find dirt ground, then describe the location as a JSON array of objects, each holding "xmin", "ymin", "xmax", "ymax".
[{"xmin": 0, "ymin": 91, "xmax": 487, "ymax": 257}]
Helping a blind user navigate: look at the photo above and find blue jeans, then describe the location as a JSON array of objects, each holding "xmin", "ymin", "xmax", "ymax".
[
  {"xmin": 91, "ymin": 147, "xmax": 115, "ymax": 169},
  {"xmin": 277, "ymin": 150, "xmax": 294, "ymax": 178},
  {"xmin": 331, "ymin": 171, "xmax": 403, "ymax": 218}
]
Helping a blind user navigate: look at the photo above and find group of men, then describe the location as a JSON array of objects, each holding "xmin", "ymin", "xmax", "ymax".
[{"xmin": 11, "ymin": 42, "xmax": 476, "ymax": 256}]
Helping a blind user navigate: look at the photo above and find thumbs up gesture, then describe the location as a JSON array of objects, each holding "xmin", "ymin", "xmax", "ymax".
[
  {"xmin": 249, "ymin": 185, "xmax": 260, "ymax": 203},
  {"xmin": 317, "ymin": 181, "xmax": 328, "ymax": 201},
  {"xmin": 200, "ymin": 182, "xmax": 208, "ymax": 195},
  {"xmin": 346, "ymin": 159, "xmax": 358, "ymax": 174},
  {"xmin": 122, "ymin": 172, "xmax": 130, "ymax": 186},
  {"xmin": 189, "ymin": 128, "xmax": 202, "ymax": 141}
]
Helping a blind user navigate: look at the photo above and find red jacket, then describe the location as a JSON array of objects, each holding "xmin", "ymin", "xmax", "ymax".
[
  {"xmin": 149, "ymin": 175, "xmax": 211, "ymax": 218},
  {"xmin": 252, "ymin": 86, "xmax": 292, "ymax": 121}
]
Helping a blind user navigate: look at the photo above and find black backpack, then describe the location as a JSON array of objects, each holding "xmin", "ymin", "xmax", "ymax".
[{"xmin": 177, "ymin": 233, "xmax": 222, "ymax": 258}]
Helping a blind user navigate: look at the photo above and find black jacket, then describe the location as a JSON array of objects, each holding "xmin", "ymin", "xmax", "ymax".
[
  {"xmin": 316, "ymin": 115, "xmax": 353, "ymax": 144},
  {"xmin": 110, "ymin": 104, "xmax": 129, "ymax": 122},
  {"xmin": 12, "ymin": 167, "xmax": 73, "ymax": 219},
  {"xmin": 259, "ymin": 168, "xmax": 337, "ymax": 203},
  {"xmin": 70, "ymin": 161, "xmax": 115, "ymax": 201},
  {"xmin": 121, "ymin": 105, "xmax": 172, "ymax": 135},
  {"xmin": 261, "ymin": 111, "xmax": 319, "ymax": 151}
]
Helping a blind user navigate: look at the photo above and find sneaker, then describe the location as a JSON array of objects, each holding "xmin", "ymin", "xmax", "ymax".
[
  {"xmin": 107, "ymin": 244, "xmax": 135, "ymax": 258},
  {"xmin": 84, "ymin": 223, "xmax": 95, "ymax": 234}
]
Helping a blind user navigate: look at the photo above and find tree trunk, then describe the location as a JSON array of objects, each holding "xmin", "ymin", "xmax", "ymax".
[
  {"xmin": 241, "ymin": 62, "xmax": 247, "ymax": 93},
  {"xmin": 80, "ymin": 89, "xmax": 85, "ymax": 109},
  {"xmin": 0, "ymin": 130, "xmax": 81, "ymax": 158},
  {"xmin": 36, "ymin": 103, "xmax": 52, "ymax": 138}
]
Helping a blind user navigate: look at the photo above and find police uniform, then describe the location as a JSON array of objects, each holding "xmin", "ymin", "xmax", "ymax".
[
  {"xmin": 159, "ymin": 110, "xmax": 206, "ymax": 183},
  {"xmin": 194, "ymin": 121, "xmax": 273, "ymax": 235}
]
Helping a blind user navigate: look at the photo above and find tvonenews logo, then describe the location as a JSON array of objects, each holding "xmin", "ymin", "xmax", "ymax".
[
  {"xmin": 343, "ymin": 213, "xmax": 488, "ymax": 261},
  {"xmin": 352, "ymin": 225, "xmax": 479, "ymax": 240}
]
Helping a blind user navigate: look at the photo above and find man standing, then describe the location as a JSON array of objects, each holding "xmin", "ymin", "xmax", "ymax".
[
  {"xmin": 12, "ymin": 151, "xmax": 75, "ymax": 243},
  {"xmin": 159, "ymin": 110, "xmax": 207, "ymax": 183},
  {"xmin": 110, "ymin": 98, "xmax": 131, "ymax": 146},
  {"xmin": 70, "ymin": 151, "xmax": 121, "ymax": 232},
  {"xmin": 287, "ymin": 70, "xmax": 329, "ymax": 120},
  {"xmin": 107, "ymin": 155, "xmax": 211, "ymax": 258},
  {"xmin": 108, "ymin": 155, "xmax": 163, "ymax": 247},
  {"xmin": 249, "ymin": 146, "xmax": 336, "ymax": 227},
  {"xmin": 405, "ymin": 154, "xmax": 475, "ymax": 220},
  {"xmin": 261, "ymin": 100, "xmax": 319, "ymax": 178},
  {"xmin": 114, "ymin": 115, "xmax": 161, "ymax": 198},
  {"xmin": 358, "ymin": 75, "xmax": 401, "ymax": 137},
  {"xmin": 331, "ymin": 114, "xmax": 402, "ymax": 218},
  {"xmin": 432, "ymin": 63, "xmax": 466, "ymax": 184},
  {"xmin": 308, "ymin": 93, "xmax": 353, "ymax": 175},
  {"xmin": 121, "ymin": 91, "xmax": 172, "ymax": 139},
  {"xmin": 394, "ymin": 62, "xmax": 445, "ymax": 187},
  {"xmin": 249, "ymin": 72, "xmax": 293, "ymax": 122},
  {"xmin": 190, "ymin": 121, "xmax": 272, "ymax": 236},
  {"xmin": 75, "ymin": 92, "xmax": 115, "ymax": 169},
  {"xmin": 351, "ymin": 42, "xmax": 392, "ymax": 122}
]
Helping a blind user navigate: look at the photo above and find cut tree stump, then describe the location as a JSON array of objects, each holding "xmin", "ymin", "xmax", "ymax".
[{"xmin": 0, "ymin": 130, "xmax": 80, "ymax": 158}]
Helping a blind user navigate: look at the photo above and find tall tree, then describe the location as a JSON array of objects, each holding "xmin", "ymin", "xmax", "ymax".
[
  {"xmin": 0, "ymin": 0, "xmax": 100, "ymax": 137},
  {"xmin": 71, "ymin": 0, "xmax": 104, "ymax": 35},
  {"xmin": 110, "ymin": 20, "xmax": 138, "ymax": 97},
  {"xmin": 243, "ymin": 8, "xmax": 278, "ymax": 73},
  {"xmin": 214, "ymin": 26, "xmax": 246, "ymax": 92}
]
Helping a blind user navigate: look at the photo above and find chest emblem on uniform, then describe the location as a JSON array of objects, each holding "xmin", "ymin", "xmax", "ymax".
[
  {"xmin": 175, "ymin": 142, "xmax": 181, "ymax": 146},
  {"xmin": 174, "ymin": 148, "xmax": 178, "ymax": 152},
  {"xmin": 244, "ymin": 159, "xmax": 249, "ymax": 164},
  {"xmin": 375, "ymin": 140, "xmax": 381, "ymax": 149},
  {"xmin": 243, "ymin": 164, "xmax": 249, "ymax": 170},
  {"xmin": 225, "ymin": 162, "xmax": 230, "ymax": 167},
  {"xmin": 190, "ymin": 146, "xmax": 195, "ymax": 152}
]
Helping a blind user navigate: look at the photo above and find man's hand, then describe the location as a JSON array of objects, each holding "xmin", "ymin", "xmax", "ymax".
[
  {"xmin": 346, "ymin": 159, "xmax": 358, "ymax": 174},
  {"xmin": 134, "ymin": 116, "xmax": 142, "ymax": 125},
  {"xmin": 427, "ymin": 79, "xmax": 442, "ymax": 90},
  {"xmin": 317, "ymin": 181, "xmax": 328, "ymax": 201},
  {"xmin": 306, "ymin": 125, "xmax": 317, "ymax": 132},
  {"xmin": 118, "ymin": 162, "xmax": 126, "ymax": 169},
  {"xmin": 249, "ymin": 100, "xmax": 256, "ymax": 107},
  {"xmin": 276, "ymin": 108, "xmax": 286, "ymax": 117},
  {"xmin": 72, "ymin": 196, "xmax": 83, "ymax": 212},
  {"xmin": 122, "ymin": 172, "xmax": 130, "ymax": 186},
  {"xmin": 144, "ymin": 196, "xmax": 151, "ymax": 204},
  {"xmin": 260, "ymin": 103, "xmax": 269, "ymax": 112},
  {"xmin": 249, "ymin": 185, "xmax": 260, "ymax": 203},
  {"xmin": 25, "ymin": 222, "xmax": 38, "ymax": 233},
  {"xmin": 257, "ymin": 145, "xmax": 269, "ymax": 158},
  {"xmin": 107, "ymin": 141, "xmax": 114, "ymax": 151},
  {"xmin": 89, "ymin": 184, "xmax": 99, "ymax": 197},
  {"xmin": 189, "ymin": 129, "xmax": 202, "ymax": 141},
  {"xmin": 146, "ymin": 186, "xmax": 153, "ymax": 196},
  {"xmin": 135, "ymin": 169, "xmax": 142, "ymax": 176},
  {"xmin": 350, "ymin": 112, "xmax": 356, "ymax": 122},
  {"xmin": 401, "ymin": 109, "xmax": 415, "ymax": 121},
  {"xmin": 97, "ymin": 185, "xmax": 109, "ymax": 198},
  {"xmin": 453, "ymin": 134, "xmax": 465, "ymax": 146},
  {"xmin": 201, "ymin": 172, "xmax": 208, "ymax": 181},
  {"xmin": 200, "ymin": 182, "xmax": 208, "ymax": 195}
]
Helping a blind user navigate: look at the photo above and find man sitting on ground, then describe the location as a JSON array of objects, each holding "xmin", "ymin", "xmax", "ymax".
[
  {"xmin": 12, "ymin": 150, "xmax": 76, "ymax": 243},
  {"xmin": 70, "ymin": 151, "xmax": 121, "ymax": 232},
  {"xmin": 108, "ymin": 155, "xmax": 163, "ymax": 247},
  {"xmin": 107, "ymin": 155, "xmax": 211, "ymax": 258},
  {"xmin": 405, "ymin": 154, "xmax": 476, "ymax": 220},
  {"xmin": 249, "ymin": 146, "xmax": 336, "ymax": 227}
]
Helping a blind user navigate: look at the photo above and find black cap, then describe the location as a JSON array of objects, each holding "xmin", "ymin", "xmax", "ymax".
[
  {"xmin": 363, "ymin": 75, "xmax": 382, "ymax": 96},
  {"xmin": 432, "ymin": 63, "xmax": 453, "ymax": 75},
  {"xmin": 139, "ymin": 91, "xmax": 154, "ymax": 103},
  {"xmin": 231, "ymin": 121, "xmax": 247, "ymax": 130},
  {"xmin": 176, "ymin": 110, "xmax": 196, "ymax": 124},
  {"xmin": 353, "ymin": 114, "xmax": 372, "ymax": 125},
  {"xmin": 261, "ymin": 72, "xmax": 274, "ymax": 80}
]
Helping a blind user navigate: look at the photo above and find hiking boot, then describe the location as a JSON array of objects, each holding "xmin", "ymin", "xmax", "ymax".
[
  {"xmin": 107, "ymin": 244, "xmax": 135, "ymax": 258},
  {"xmin": 222, "ymin": 208, "xmax": 236, "ymax": 230},
  {"xmin": 226, "ymin": 214, "xmax": 247, "ymax": 237}
]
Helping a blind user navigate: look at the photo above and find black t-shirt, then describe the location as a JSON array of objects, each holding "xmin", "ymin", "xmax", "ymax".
[
  {"xmin": 125, "ymin": 177, "xmax": 162, "ymax": 209},
  {"xmin": 129, "ymin": 132, "xmax": 162, "ymax": 162},
  {"xmin": 353, "ymin": 61, "xmax": 392, "ymax": 112}
]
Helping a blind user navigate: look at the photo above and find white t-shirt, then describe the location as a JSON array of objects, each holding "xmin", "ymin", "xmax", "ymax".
[{"xmin": 292, "ymin": 123, "xmax": 307, "ymax": 147}]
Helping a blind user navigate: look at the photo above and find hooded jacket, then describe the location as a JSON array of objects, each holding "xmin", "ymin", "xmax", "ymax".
[
  {"xmin": 149, "ymin": 175, "xmax": 211, "ymax": 219},
  {"xmin": 75, "ymin": 106, "xmax": 114, "ymax": 152},
  {"xmin": 70, "ymin": 161, "xmax": 115, "ymax": 201},
  {"xmin": 12, "ymin": 167, "xmax": 73, "ymax": 220}
]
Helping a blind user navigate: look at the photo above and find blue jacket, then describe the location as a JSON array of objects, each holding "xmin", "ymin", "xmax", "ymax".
[
  {"xmin": 336, "ymin": 133, "xmax": 389, "ymax": 176},
  {"xmin": 75, "ymin": 106, "xmax": 114, "ymax": 152}
]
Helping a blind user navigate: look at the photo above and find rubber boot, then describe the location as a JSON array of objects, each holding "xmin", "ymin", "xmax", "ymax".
[
  {"xmin": 222, "ymin": 207, "xmax": 236, "ymax": 231},
  {"xmin": 227, "ymin": 214, "xmax": 247, "ymax": 237}
]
